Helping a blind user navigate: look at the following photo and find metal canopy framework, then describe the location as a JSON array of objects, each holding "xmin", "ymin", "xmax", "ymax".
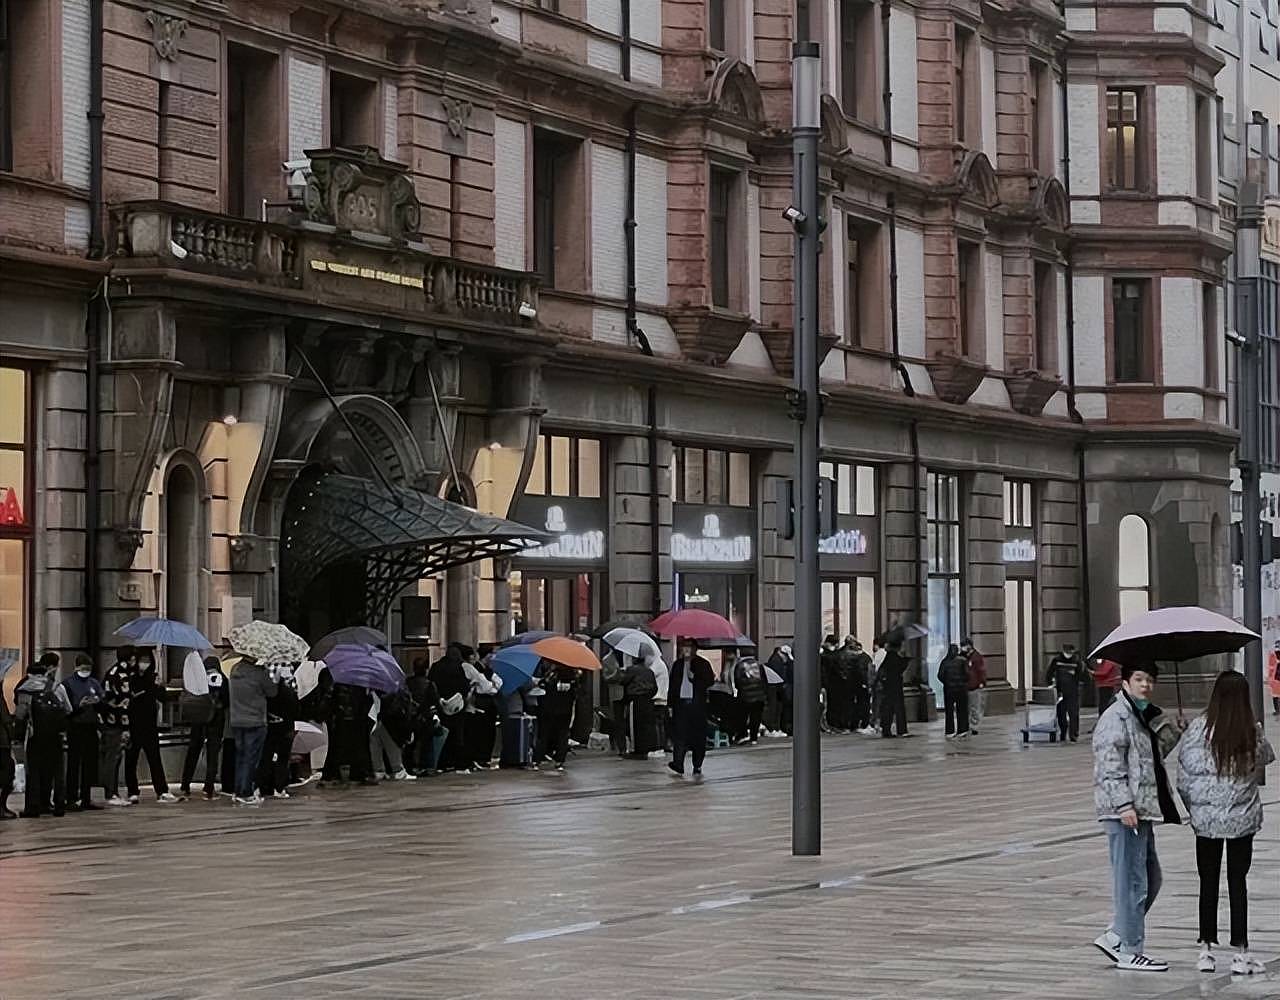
[{"xmin": 281, "ymin": 471, "xmax": 548, "ymax": 624}]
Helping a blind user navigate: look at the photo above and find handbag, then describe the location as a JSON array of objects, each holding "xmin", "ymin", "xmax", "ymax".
[{"xmin": 441, "ymin": 692, "xmax": 465, "ymax": 716}]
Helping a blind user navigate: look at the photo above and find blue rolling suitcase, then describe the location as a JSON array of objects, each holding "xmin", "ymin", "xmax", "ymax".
[{"xmin": 500, "ymin": 714, "xmax": 537, "ymax": 767}]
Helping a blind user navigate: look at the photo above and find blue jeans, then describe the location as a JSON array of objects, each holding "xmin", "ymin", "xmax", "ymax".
[
  {"xmin": 1104, "ymin": 819, "xmax": 1163, "ymax": 954},
  {"xmin": 232, "ymin": 726, "xmax": 267, "ymax": 799}
]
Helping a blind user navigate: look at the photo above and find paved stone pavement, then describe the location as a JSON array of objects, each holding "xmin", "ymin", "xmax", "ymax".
[{"xmin": 1, "ymin": 714, "xmax": 1278, "ymax": 1000}]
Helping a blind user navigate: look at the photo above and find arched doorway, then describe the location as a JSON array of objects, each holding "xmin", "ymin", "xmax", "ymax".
[{"xmin": 164, "ymin": 463, "xmax": 201, "ymax": 631}]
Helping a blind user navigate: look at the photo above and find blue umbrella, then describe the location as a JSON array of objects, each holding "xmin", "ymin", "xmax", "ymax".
[
  {"xmin": 114, "ymin": 617, "xmax": 211, "ymax": 649},
  {"xmin": 491, "ymin": 645, "xmax": 541, "ymax": 692},
  {"xmin": 499, "ymin": 629, "xmax": 557, "ymax": 648}
]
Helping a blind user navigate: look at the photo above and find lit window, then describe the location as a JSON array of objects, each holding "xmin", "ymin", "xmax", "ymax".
[
  {"xmin": 1118, "ymin": 513, "xmax": 1151, "ymax": 622},
  {"xmin": 1105, "ymin": 88, "xmax": 1143, "ymax": 191}
]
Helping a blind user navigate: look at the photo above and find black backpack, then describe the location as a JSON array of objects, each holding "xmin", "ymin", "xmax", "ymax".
[
  {"xmin": 31, "ymin": 687, "xmax": 70, "ymax": 734},
  {"xmin": 380, "ymin": 689, "xmax": 416, "ymax": 745}
]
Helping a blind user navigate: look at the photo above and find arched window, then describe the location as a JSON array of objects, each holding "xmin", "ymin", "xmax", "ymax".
[{"xmin": 1118, "ymin": 514, "xmax": 1151, "ymax": 622}]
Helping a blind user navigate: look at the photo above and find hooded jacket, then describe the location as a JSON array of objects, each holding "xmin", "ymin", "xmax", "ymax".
[
  {"xmin": 1175, "ymin": 715, "xmax": 1276, "ymax": 839},
  {"xmin": 937, "ymin": 649, "xmax": 970, "ymax": 693},
  {"xmin": 1093, "ymin": 691, "xmax": 1182, "ymax": 823}
]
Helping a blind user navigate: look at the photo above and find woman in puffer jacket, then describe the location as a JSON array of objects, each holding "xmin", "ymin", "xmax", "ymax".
[{"xmin": 1176, "ymin": 670, "xmax": 1275, "ymax": 976}]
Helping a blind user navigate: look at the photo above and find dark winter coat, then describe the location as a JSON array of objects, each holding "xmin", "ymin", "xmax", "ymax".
[
  {"xmin": 100, "ymin": 660, "xmax": 134, "ymax": 730},
  {"xmin": 733, "ymin": 658, "xmax": 767, "ymax": 704},
  {"xmin": 938, "ymin": 651, "xmax": 970, "ymax": 693},
  {"xmin": 540, "ymin": 667, "xmax": 580, "ymax": 718},
  {"xmin": 128, "ymin": 668, "xmax": 170, "ymax": 734},
  {"xmin": 669, "ymin": 655, "xmax": 715, "ymax": 705},
  {"xmin": 430, "ymin": 652, "xmax": 470, "ymax": 702},
  {"xmin": 1049, "ymin": 652, "xmax": 1085, "ymax": 694}
]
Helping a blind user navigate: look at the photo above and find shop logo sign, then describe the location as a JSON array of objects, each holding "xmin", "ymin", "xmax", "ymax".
[
  {"xmin": 525, "ymin": 505, "xmax": 604, "ymax": 560},
  {"xmin": 818, "ymin": 528, "xmax": 867, "ymax": 555},
  {"xmin": 672, "ymin": 513, "xmax": 752, "ymax": 563},
  {"xmin": 1002, "ymin": 539, "xmax": 1036, "ymax": 562}
]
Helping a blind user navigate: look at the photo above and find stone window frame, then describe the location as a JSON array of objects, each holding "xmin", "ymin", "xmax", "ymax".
[
  {"xmin": 672, "ymin": 446, "xmax": 751, "ymax": 508},
  {"xmin": 1003, "ymin": 479, "xmax": 1033, "ymax": 529},
  {"xmin": 224, "ymin": 38, "xmax": 284, "ymax": 219},
  {"xmin": 531, "ymin": 126, "xmax": 588, "ymax": 292},
  {"xmin": 1029, "ymin": 59, "xmax": 1054, "ymax": 176},
  {"xmin": 526, "ymin": 431, "xmax": 604, "ymax": 499},
  {"xmin": 0, "ymin": 0, "xmax": 11, "ymax": 172},
  {"xmin": 708, "ymin": 162, "xmax": 748, "ymax": 313},
  {"xmin": 843, "ymin": 211, "xmax": 889, "ymax": 351},
  {"xmin": 1032, "ymin": 257, "xmax": 1058, "ymax": 373},
  {"xmin": 836, "ymin": 0, "xmax": 882, "ymax": 128},
  {"xmin": 953, "ymin": 24, "xmax": 979, "ymax": 147},
  {"xmin": 956, "ymin": 237, "xmax": 984, "ymax": 361},
  {"xmin": 0, "ymin": 0, "xmax": 56, "ymax": 179},
  {"xmin": 327, "ymin": 65, "xmax": 382, "ymax": 150},
  {"xmin": 1103, "ymin": 85, "xmax": 1150, "ymax": 194},
  {"xmin": 1107, "ymin": 275, "xmax": 1158, "ymax": 385},
  {"xmin": 707, "ymin": 0, "xmax": 749, "ymax": 58},
  {"xmin": 818, "ymin": 460, "xmax": 876, "ymax": 517}
]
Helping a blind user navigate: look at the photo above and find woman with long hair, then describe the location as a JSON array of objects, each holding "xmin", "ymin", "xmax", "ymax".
[{"xmin": 1176, "ymin": 670, "xmax": 1275, "ymax": 975}]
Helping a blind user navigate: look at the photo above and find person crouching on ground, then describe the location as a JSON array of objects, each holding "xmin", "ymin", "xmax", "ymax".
[
  {"xmin": 1176, "ymin": 670, "xmax": 1275, "ymax": 976},
  {"xmin": 228, "ymin": 656, "xmax": 279, "ymax": 806},
  {"xmin": 1092, "ymin": 662, "xmax": 1184, "ymax": 973}
]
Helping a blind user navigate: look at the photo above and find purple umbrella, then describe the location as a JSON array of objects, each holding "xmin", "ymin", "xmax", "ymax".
[
  {"xmin": 323, "ymin": 643, "xmax": 406, "ymax": 694},
  {"xmin": 1089, "ymin": 606, "xmax": 1258, "ymax": 665}
]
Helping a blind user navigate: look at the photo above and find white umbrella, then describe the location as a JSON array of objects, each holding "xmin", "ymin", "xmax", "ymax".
[
  {"xmin": 292, "ymin": 721, "xmax": 328, "ymax": 755},
  {"xmin": 182, "ymin": 651, "xmax": 210, "ymax": 696},
  {"xmin": 228, "ymin": 620, "xmax": 310, "ymax": 665},
  {"xmin": 604, "ymin": 627, "xmax": 662, "ymax": 660}
]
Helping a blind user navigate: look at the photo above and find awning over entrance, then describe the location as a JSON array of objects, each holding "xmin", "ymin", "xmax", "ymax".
[{"xmin": 281, "ymin": 471, "xmax": 548, "ymax": 624}]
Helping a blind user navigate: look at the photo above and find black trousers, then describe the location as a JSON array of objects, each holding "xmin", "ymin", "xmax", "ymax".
[
  {"xmin": 740, "ymin": 700, "xmax": 765, "ymax": 742},
  {"xmin": 1057, "ymin": 687, "xmax": 1081, "ymax": 741},
  {"xmin": 23, "ymin": 733, "xmax": 66, "ymax": 815},
  {"xmin": 628, "ymin": 696, "xmax": 656, "ymax": 755},
  {"xmin": 880, "ymin": 684, "xmax": 907, "ymax": 736},
  {"xmin": 65, "ymin": 725, "xmax": 99, "ymax": 806},
  {"xmin": 851, "ymin": 684, "xmax": 870, "ymax": 730},
  {"xmin": 125, "ymin": 729, "xmax": 168, "ymax": 797},
  {"xmin": 468, "ymin": 707, "xmax": 497, "ymax": 766},
  {"xmin": 439, "ymin": 713, "xmax": 470, "ymax": 771},
  {"xmin": 943, "ymin": 688, "xmax": 970, "ymax": 735},
  {"xmin": 671, "ymin": 701, "xmax": 707, "ymax": 773},
  {"xmin": 322, "ymin": 717, "xmax": 372, "ymax": 781},
  {"xmin": 826, "ymin": 682, "xmax": 853, "ymax": 730},
  {"xmin": 180, "ymin": 723, "xmax": 221, "ymax": 793},
  {"xmin": 257, "ymin": 722, "xmax": 294, "ymax": 795},
  {"xmin": 1197, "ymin": 835, "xmax": 1254, "ymax": 948},
  {"xmin": 538, "ymin": 711, "xmax": 572, "ymax": 765}
]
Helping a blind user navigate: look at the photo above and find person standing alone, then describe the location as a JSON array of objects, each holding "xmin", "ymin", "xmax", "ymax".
[
  {"xmin": 668, "ymin": 641, "xmax": 714, "ymax": 777},
  {"xmin": 1050, "ymin": 643, "xmax": 1086, "ymax": 743},
  {"xmin": 1176, "ymin": 670, "xmax": 1275, "ymax": 976},
  {"xmin": 1092, "ymin": 662, "xmax": 1183, "ymax": 972}
]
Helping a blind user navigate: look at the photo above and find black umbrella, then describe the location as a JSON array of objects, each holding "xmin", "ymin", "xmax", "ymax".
[
  {"xmin": 879, "ymin": 622, "xmax": 928, "ymax": 646},
  {"xmin": 697, "ymin": 633, "xmax": 757, "ymax": 651}
]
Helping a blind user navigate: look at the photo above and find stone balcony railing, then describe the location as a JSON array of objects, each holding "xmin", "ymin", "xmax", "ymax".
[{"xmin": 110, "ymin": 202, "xmax": 538, "ymax": 327}]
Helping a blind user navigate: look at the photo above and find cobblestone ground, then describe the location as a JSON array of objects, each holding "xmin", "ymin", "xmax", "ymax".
[{"xmin": 1, "ymin": 713, "xmax": 1277, "ymax": 1000}]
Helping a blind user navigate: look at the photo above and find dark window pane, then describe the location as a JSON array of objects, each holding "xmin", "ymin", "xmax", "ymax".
[
  {"xmin": 1112, "ymin": 279, "xmax": 1148, "ymax": 383},
  {"xmin": 710, "ymin": 170, "xmax": 732, "ymax": 308},
  {"xmin": 709, "ymin": 0, "xmax": 726, "ymax": 51}
]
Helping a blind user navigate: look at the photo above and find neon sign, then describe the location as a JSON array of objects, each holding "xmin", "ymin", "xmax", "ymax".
[
  {"xmin": 523, "ymin": 505, "xmax": 605, "ymax": 561},
  {"xmin": 671, "ymin": 512, "xmax": 752, "ymax": 563},
  {"xmin": 818, "ymin": 529, "xmax": 867, "ymax": 555},
  {"xmin": 1002, "ymin": 539, "xmax": 1036, "ymax": 562}
]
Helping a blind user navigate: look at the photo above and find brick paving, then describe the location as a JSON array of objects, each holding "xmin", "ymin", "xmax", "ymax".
[{"xmin": 1, "ymin": 714, "xmax": 1277, "ymax": 1000}]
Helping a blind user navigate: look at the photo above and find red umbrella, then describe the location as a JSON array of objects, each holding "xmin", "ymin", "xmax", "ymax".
[{"xmin": 648, "ymin": 608, "xmax": 738, "ymax": 640}]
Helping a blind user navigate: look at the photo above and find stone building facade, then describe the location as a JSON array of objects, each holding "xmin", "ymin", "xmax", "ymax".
[{"xmin": 0, "ymin": 0, "xmax": 1234, "ymax": 713}]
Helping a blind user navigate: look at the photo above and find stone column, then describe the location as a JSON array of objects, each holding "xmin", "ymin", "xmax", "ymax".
[
  {"xmin": 609, "ymin": 435, "xmax": 671, "ymax": 620},
  {"xmin": 1040, "ymin": 478, "xmax": 1082, "ymax": 682},
  {"xmin": 39, "ymin": 363, "xmax": 90, "ymax": 659},
  {"xmin": 969, "ymin": 472, "xmax": 1010, "ymax": 713},
  {"xmin": 759, "ymin": 449, "xmax": 794, "ymax": 655},
  {"xmin": 883, "ymin": 462, "xmax": 933, "ymax": 720}
]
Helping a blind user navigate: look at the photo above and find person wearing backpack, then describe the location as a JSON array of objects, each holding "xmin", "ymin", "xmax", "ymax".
[
  {"xmin": 179, "ymin": 657, "xmax": 228, "ymax": 801},
  {"xmin": 14, "ymin": 653, "xmax": 72, "ymax": 817},
  {"xmin": 63, "ymin": 654, "xmax": 105, "ymax": 811},
  {"xmin": 733, "ymin": 655, "xmax": 768, "ymax": 744}
]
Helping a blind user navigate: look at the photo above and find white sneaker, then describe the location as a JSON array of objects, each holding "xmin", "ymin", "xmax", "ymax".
[
  {"xmin": 272, "ymin": 790, "xmax": 290, "ymax": 800},
  {"xmin": 1114, "ymin": 953, "xmax": 1168, "ymax": 972},
  {"xmin": 392, "ymin": 769, "xmax": 417, "ymax": 781},
  {"xmin": 127, "ymin": 794, "xmax": 140, "ymax": 804},
  {"xmin": 105, "ymin": 796, "xmax": 131, "ymax": 808},
  {"xmin": 1231, "ymin": 951, "xmax": 1265, "ymax": 975},
  {"xmin": 157, "ymin": 792, "xmax": 178, "ymax": 803},
  {"xmin": 1093, "ymin": 931, "xmax": 1122, "ymax": 963},
  {"xmin": 1197, "ymin": 947, "xmax": 1215, "ymax": 973}
]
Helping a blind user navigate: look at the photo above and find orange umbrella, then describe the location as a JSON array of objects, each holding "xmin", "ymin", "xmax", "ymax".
[{"xmin": 530, "ymin": 635, "xmax": 602, "ymax": 671}]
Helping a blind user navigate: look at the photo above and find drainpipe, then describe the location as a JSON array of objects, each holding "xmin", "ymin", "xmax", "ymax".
[
  {"xmin": 888, "ymin": 193, "xmax": 914, "ymax": 396},
  {"xmin": 620, "ymin": 0, "xmax": 661, "ymax": 612},
  {"xmin": 85, "ymin": 0, "xmax": 105, "ymax": 664}
]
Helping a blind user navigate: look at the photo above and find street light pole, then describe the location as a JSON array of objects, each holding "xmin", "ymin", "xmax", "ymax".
[
  {"xmin": 1236, "ymin": 181, "xmax": 1266, "ymax": 728},
  {"xmin": 790, "ymin": 40, "xmax": 822, "ymax": 857}
]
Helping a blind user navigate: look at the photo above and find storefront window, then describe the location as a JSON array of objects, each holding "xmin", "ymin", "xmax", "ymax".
[
  {"xmin": 926, "ymin": 471, "xmax": 962, "ymax": 706},
  {"xmin": 1004, "ymin": 479, "xmax": 1032, "ymax": 528},
  {"xmin": 819, "ymin": 460, "xmax": 877, "ymax": 516},
  {"xmin": 526, "ymin": 432, "xmax": 604, "ymax": 499},
  {"xmin": 821, "ymin": 577, "xmax": 876, "ymax": 643},
  {"xmin": 1003, "ymin": 478, "xmax": 1037, "ymax": 698},
  {"xmin": 673, "ymin": 446, "xmax": 751, "ymax": 507},
  {"xmin": 0, "ymin": 366, "xmax": 29, "ymax": 679}
]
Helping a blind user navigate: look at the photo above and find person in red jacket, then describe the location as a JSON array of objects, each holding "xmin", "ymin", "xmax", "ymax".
[
  {"xmin": 1091, "ymin": 658, "xmax": 1122, "ymax": 716},
  {"xmin": 961, "ymin": 637, "xmax": 987, "ymax": 735}
]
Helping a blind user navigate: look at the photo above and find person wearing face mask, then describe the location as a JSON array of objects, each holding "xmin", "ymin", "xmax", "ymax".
[
  {"xmin": 124, "ymin": 650, "xmax": 177, "ymax": 803},
  {"xmin": 63, "ymin": 654, "xmax": 105, "ymax": 811},
  {"xmin": 1092, "ymin": 662, "xmax": 1185, "ymax": 973},
  {"xmin": 99, "ymin": 647, "xmax": 135, "ymax": 806}
]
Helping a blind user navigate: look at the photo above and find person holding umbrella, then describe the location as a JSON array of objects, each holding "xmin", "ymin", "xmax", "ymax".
[
  {"xmin": 878, "ymin": 640, "xmax": 910, "ymax": 739},
  {"xmin": 668, "ymin": 640, "xmax": 714, "ymax": 777},
  {"xmin": 1091, "ymin": 662, "xmax": 1184, "ymax": 972}
]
